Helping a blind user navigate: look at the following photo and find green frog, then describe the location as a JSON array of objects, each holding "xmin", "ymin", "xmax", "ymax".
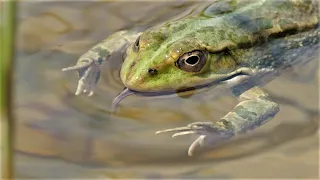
[{"xmin": 62, "ymin": 0, "xmax": 319, "ymax": 156}]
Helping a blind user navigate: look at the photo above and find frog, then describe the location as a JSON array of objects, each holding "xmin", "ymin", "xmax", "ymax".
[{"xmin": 62, "ymin": 0, "xmax": 319, "ymax": 156}]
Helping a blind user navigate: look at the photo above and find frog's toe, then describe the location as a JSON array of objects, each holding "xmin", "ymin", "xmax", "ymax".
[
  {"xmin": 83, "ymin": 84, "xmax": 93, "ymax": 95},
  {"xmin": 74, "ymin": 65, "xmax": 100, "ymax": 96},
  {"xmin": 172, "ymin": 130, "xmax": 195, "ymax": 137},
  {"xmin": 62, "ymin": 64, "xmax": 85, "ymax": 72},
  {"xmin": 155, "ymin": 126, "xmax": 192, "ymax": 134},
  {"xmin": 84, "ymin": 82, "xmax": 96, "ymax": 96},
  {"xmin": 62, "ymin": 58, "xmax": 93, "ymax": 72},
  {"xmin": 187, "ymin": 122, "xmax": 221, "ymax": 135},
  {"xmin": 188, "ymin": 135, "xmax": 206, "ymax": 156},
  {"xmin": 155, "ymin": 122, "xmax": 215, "ymax": 136},
  {"xmin": 155, "ymin": 125, "xmax": 206, "ymax": 156},
  {"xmin": 88, "ymin": 89, "xmax": 95, "ymax": 96},
  {"xmin": 156, "ymin": 122, "xmax": 232, "ymax": 156},
  {"xmin": 75, "ymin": 78, "xmax": 86, "ymax": 95},
  {"xmin": 84, "ymin": 75, "xmax": 97, "ymax": 95},
  {"xmin": 76, "ymin": 77, "xmax": 91, "ymax": 95}
]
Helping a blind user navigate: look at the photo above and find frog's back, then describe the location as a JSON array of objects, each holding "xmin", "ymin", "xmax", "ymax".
[
  {"xmin": 120, "ymin": 0, "xmax": 319, "ymax": 92},
  {"xmin": 160, "ymin": 0, "xmax": 318, "ymax": 49},
  {"xmin": 142, "ymin": 0, "xmax": 319, "ymax": 71}
]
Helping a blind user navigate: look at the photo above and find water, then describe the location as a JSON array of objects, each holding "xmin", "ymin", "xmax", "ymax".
[{"xmin": 13, "ymin": 1, "xmax": 319, "ymax": 178}]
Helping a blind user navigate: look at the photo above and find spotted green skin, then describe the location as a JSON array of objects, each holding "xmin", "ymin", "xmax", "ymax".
[
  {"xmin": 120, "ymin": 0, "xmax": 318, "ymax": 92},
  {"xmin": 63, "ymin": 0, "xmax": 319, "ymax": 156}
]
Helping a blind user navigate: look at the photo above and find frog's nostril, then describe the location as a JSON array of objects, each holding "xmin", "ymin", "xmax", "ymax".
[{"xmin": 147, "ymin": 68, "xmax": 157, "ymax": 75}]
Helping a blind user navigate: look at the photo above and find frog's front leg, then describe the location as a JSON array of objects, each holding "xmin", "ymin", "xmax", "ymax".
[
  {"xmin": 62, "ymin": 30, "xmax": 142, "ymax": 96},
  {"xmin": 156, "ymin": 87, "xmax": 280, "ymax": 156}
]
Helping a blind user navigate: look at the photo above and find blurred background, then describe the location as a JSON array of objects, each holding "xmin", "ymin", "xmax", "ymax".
[{"xmin": 1, "ymin": 1, "xmax": 319, "ymax": 179}]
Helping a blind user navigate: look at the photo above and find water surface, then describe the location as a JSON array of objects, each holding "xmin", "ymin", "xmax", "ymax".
[{"xmin": 14, "ymin": 1, "xmax": 319, "ymax": 178}]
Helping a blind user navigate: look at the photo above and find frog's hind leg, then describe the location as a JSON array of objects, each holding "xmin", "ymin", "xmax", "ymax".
[
  {"xmin": 156, "ymin": 87, "xmax": 280, "ymax": 156},
  {"xmin": 62, "ymin": 29, "xmax": 142, "ymax": 96}
]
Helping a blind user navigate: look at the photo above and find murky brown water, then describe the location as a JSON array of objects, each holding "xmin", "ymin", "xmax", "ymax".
[{"xmin": 13, "ymin": 1, "xmax": 319, "ymax": 179}]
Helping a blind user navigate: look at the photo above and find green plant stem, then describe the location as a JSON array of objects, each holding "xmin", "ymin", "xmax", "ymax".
[{"xmin": 1, "ymin": 0, "xmax": 17, "ymax": 179}]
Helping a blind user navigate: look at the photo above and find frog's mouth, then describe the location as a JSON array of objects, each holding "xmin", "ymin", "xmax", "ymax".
[{"xmin": 111, "ymin": 70, "xmax": 255, "ymax": 111}]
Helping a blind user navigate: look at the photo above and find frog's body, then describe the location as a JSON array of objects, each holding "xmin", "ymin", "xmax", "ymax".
[{"xmin": 62, "ymin": 0, "xmax": 319, "ymax": 156}]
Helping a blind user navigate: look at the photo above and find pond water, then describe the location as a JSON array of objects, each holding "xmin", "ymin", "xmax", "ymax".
[{"xmin": 13, "ymin": 1, "xmax": 319, "ymax": 178}]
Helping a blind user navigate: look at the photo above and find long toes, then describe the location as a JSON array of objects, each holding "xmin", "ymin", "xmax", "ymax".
[
  {"xmin": 75, "ymin": 79, "xmax": 85, "ymax": 95},
  {"xmin": 86, "ymin": 72, "xmax": 96, "ymax": 96},
  {"xmin": 62, "ymin": 58, "xmax": 93, "ymax": 72},
  {"xmin": 62, "ymin": 63, "xmax": 90, "ymax": 72},
  {"xmin": 83, "ymin": 78, "xmax": 92, "ymax": 94},
  {"xmin": 189, "ymin": 122, "xmax": 213, "ymax": 126},
  {"xmin": 188, "ymin": 135, "xmax": 206, "ymax": 156},
  {"xmin": 188, "ymin": 122, "xmax": 214, "ymax": 130},
  {"xmin": 85, "ymin": 84, "xmax": 96, "ymax": 96},
  {"xmin": 62, "ymin": 66, "xmax": 82, "ymax": 72},
  {"xmin": 88, "ymin": 90, "xmax": 95, "ymax": 96},
  {"xmin": 155, "ymin": 126, "xmax": 192, "ymax": 134},
  {"xmin": 88, "ymin": 69, "xmax": 98, "ymax": 85},
  {"xmin": 82, "ymin": 66, "xmax": 92, "ymax": 79},
  {"xmin": 188, "ymin": 124, "xmax": 205, "ymax": 130},
  {"xmin": 172, "ymin": 131, "xmax": 195, "ymax": 137},
  {"xmin": 79, "ymin": 84, "xmax": 95, "ymax": 96},
  {"xmin": 76, "ymin": 66, "xmax": 94, "ymax": 95},
  {"xmin": 86, "ymin": 70, "xmax": 99, "ymax": 96}
]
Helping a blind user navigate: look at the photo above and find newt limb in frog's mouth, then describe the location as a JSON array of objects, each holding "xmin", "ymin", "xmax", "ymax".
[
  {"xmin": 111, "ymin": 66, "xmax": 259, "ymax": 111},
  {"xmin": 111, "ymin": 88, "xmax": 135, "ymax": 112}
]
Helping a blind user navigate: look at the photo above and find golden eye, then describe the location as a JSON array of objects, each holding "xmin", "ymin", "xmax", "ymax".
[
  {"xmin": 175, "ymin": 50, "xmax": 207, "ymax": 72},
  {"xmin": 132, "ymin": 35, "xmax": 140, "ymax": 52}
]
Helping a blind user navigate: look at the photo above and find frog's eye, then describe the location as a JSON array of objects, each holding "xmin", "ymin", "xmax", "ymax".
[
  {"xmin": 132, "ymin": 36, "xmax": 140, "ymax": 53},
  {"xmin": 175, "ymin": 50, "xmax": 206, "ymax": 72}
]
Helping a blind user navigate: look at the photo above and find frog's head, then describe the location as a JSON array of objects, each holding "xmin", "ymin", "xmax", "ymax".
[
  {"xmin": 120, "ymin": 30, "xmax": 212, "ymax": 92},
  {"xmin": 113, "ymin": 28, "xmax": 254, "ymax": 109}
]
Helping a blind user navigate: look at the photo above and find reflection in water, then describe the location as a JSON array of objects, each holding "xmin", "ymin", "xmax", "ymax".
[{"xmin": 14, "ymin": 1, "xmax": 318, "ymax": 179}]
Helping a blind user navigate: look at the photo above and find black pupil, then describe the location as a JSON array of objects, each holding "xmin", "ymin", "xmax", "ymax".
[
  {"xmin": 135, "ymin": 38, "xmax": 140, "ymax": 47},
  {"xmin": 185, "ymin": 56, "xmax": 199, "ymax": 65}
]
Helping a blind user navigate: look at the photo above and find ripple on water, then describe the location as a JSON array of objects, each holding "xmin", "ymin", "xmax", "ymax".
[{"xmin": 14, "ymin": 1, "xmax": 319, "ymax": 179}]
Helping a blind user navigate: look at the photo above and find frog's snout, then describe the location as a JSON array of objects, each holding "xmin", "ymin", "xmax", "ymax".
[
  {"xmin": 120, "ymin": 66, "xmax": 160, "ymax": 91},
  {"xmin": 120, "ymin": 69, "xmax": 143, "ymax": 91}
]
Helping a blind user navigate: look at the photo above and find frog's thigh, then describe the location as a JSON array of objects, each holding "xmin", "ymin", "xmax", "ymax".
[
  {"xmin": 221, "ymin": 87, "xmax": 280, "ymax": 134},
  {"xmin": 100, "ymin": 30, "xmax": 142, "ymax": 53},
  {"xmin": 81, "ymin": 29, "xmax": 142, "ymax": 61}
]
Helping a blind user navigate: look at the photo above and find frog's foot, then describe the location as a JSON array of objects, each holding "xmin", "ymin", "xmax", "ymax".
[
  {"xmin": 156, "ymin": 122, "xmax": 233, "ymax": 156},
  {"xmin": 62, "ymin": 58, "xmax": 101, "ymax": 96}
]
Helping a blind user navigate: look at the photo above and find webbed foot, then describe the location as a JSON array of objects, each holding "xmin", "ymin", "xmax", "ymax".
[
  {"xmin": 62, "ymin": 58, "xmax": 101, "ymax": 96},
  {"xmin": 156, "ymin": 122, "xmax": 233, "ymax": 156}
]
